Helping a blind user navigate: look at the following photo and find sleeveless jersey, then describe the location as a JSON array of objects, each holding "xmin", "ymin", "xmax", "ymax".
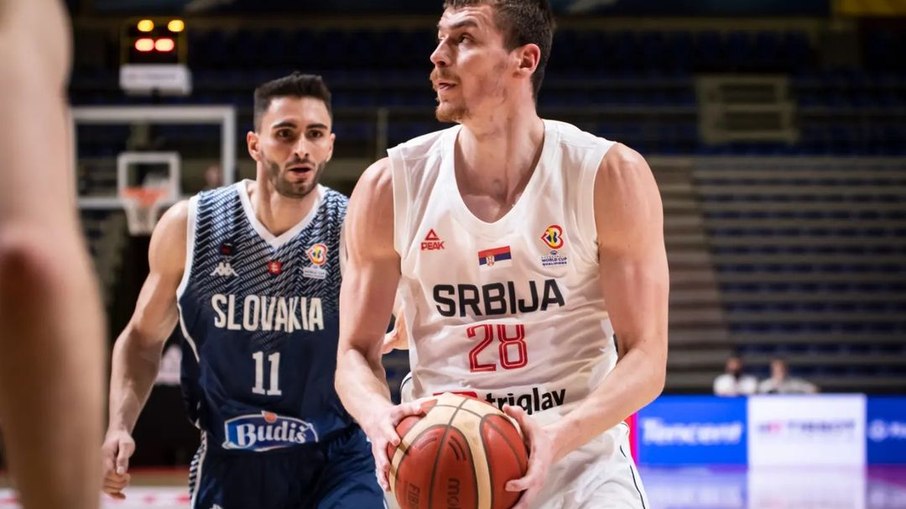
[
  {"xmin": 177, "ymin": 181, "xmax": 351, "ymax": 452},
  {"xmin": 389, "ymin": 120, "xmax": 616, "ymax": 426}
]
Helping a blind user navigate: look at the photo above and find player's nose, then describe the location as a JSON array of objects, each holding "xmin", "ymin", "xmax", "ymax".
[
  {"xmin": 430, "ymin": 40, "xmax": 450, "ymax": 67},
  {"xmin": 293, "ymin": 138, "xmax": 311, "ymax": 160}
]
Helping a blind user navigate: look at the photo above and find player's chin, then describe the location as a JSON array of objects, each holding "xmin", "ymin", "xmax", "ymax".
[
  {"xmin": 278, "ymin": 181, "xmax": 315, "ymax": 199},
  {"xmin": 435, "ymin": 104, "xmax": 466, "ymax": 123}
]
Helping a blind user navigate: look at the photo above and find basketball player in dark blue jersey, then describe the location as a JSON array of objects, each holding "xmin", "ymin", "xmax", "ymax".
[{"xmin": 101, "ymin": 73, "xmax": 384, "ymax": 508}]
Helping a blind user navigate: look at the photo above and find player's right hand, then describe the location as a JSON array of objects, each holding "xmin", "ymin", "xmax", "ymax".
[
  {"xmin": 101, "ymin": 429, "xmax": 135, "ymax": 499},
  {"xmin": 362, "ymin": 400, "xmax": 426, "ymax": 492}
]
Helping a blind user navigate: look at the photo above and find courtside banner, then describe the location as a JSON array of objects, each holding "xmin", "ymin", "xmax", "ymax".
[
  {"xmin": 748, "ymin": 394, "xmax": 866, "ymax": 467},
  {"xmin": 867, "ymin": 396, "xmax": 906, "ymax": 465},
  {"xmin": 636, "ymin": 396, "xmax": 747, "ymax": 465}
]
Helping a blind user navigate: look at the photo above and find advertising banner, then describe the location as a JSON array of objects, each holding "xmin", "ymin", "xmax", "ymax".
[
  {"xmin": 748, "ymin": 394, "xmax": 866, "ymax": 467},
  {"xmin": 636, "ymin": 396, "xmax": 747, "ymax": 466},
  {"xmin": 866, "ymin": 396, "xmax": 906, "ymax": 465}
]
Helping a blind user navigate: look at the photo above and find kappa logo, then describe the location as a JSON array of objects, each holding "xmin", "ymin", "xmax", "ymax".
[
  {"xmin": 420, "ymin": 229, "xmax": 445, "ymax": 251},
  {"xmin": 267, "ymin": 260, "xmax": 283, "ymax": 275},
  {"xmin": 210, "ymin": 261, "xmax": 238, "ymax": 277}
]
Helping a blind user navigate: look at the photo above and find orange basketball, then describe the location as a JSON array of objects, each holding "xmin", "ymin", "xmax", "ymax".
[{"xmin": 388, "ymin": 392, "xmax": 529, "ymax": 509}]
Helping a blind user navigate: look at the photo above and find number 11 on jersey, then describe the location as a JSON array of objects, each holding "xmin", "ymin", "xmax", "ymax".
[{"xmin": 252, "ymin": 351, "xmax": 282, "ymax": 396}]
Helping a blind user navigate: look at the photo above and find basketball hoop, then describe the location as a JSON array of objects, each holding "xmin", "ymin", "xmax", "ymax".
[{"xmin": 121, "ymin": 186, "xmax": 168, "ymax": 236}]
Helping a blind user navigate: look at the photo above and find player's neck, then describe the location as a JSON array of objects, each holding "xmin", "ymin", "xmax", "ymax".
[
  {"xmin": 246, "ymin": 180, "xmax": 317, "ymax": 236},
  {"xmin": 456, "ymin": 109, "xmax": 544, "ymax": 194}
]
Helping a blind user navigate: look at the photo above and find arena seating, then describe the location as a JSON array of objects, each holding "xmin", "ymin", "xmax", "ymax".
[{"xmin": 71, "ymin": 21, "xmax": 906, "ymax": 393}]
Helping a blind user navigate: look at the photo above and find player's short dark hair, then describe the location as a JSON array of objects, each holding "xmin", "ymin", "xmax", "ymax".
[
  {"xmin": 443, "ymin": 0, "xmax": 555, "ymax": 99},
  {"xmin": 253, "ymin": 72, "xmax": 332, "ymax": 131}
]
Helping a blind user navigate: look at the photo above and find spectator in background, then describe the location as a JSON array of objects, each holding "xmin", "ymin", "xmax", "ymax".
[
  {"xmin": 758, "ymin": 357, "xmax": 819, "ymax": 394},
  {"xmin": 713, "ymin": 354, "xmax": 758, "ymax": 396}
]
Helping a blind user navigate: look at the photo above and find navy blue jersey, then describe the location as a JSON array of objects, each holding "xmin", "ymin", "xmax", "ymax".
[{"xmin": 177, "ymin": 181, "xmax": 351, "ymax": 453}]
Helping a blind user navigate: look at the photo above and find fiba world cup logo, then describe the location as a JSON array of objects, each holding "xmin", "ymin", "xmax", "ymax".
[
  {"xmin": 306, "ymin": 243, "xmax": 328, "ymax": 266},
  {"xmin": 541, "ymin": 225, "xmax": 564, "ymax": 250}
]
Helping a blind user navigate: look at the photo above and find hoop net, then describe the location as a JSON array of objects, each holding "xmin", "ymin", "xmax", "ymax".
[{"xmin": 120, "ymin": 186, "xmax": 168, "ymax": 236}]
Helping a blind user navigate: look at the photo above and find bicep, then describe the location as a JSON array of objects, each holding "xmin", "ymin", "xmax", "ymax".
[
  {"xmin": 595, "ymin": 146, "xmax": 669, "ymax": 353},
  {"xmin": 339, "ymin": 159, "xmax": 401, "ymax": 360},
  {"xmin": 128, "ymin": 202, "xmax": 188, "ymax": 345}
]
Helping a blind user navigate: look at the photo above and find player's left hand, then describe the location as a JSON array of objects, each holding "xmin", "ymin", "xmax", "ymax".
[{"xmin": 502, "ymin": 404, "xmax": 555, "ymax": 509}]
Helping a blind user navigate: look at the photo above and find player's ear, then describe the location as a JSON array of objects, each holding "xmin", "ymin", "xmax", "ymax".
[
  {"xmin": 514, "ymin": 43, "xmax": 540, "ymax": 78},
  {"xmin": 326, "ymin": 132, "xmax": 336, "ymax": 163},
  {"xmin": 247, "ymin": 130, "xmax": 261, "ymax": 161}
]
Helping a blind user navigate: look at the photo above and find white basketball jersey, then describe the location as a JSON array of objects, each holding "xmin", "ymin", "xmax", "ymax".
[{"xmin": 389, "ymin": 120, "xmax": 617, "ymax": 426}]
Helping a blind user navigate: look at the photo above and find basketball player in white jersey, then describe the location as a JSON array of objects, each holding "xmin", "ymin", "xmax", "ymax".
[
  {"xmin": 337, "ymin": 1, "xmax": 669, "ymax": 507},
  {"xmin": 0, "ymin": 1, "xmax": 106, "ymax": 508}
]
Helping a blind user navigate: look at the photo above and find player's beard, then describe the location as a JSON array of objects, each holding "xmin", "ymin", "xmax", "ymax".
[
  {"xmin": 436, "ymin": 102, "xmax": 468, "ymax": 123},
  {"xmin": 432, "ymin": 68, "xmax": 467, "ymax": 123},
  {"xmin": 264, "ymin": 157, "xmax": 325, "ymax": 199}
]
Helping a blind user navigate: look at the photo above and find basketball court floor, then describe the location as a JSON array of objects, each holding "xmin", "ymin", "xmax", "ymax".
[{"xmin": 2, "ymin": 466, "xmax": 905, "ymax": 508}]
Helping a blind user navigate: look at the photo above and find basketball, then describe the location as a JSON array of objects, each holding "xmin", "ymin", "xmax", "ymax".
[{"xmin": 388, "ymin": 392, "xmax": 529, "ymax": 509}]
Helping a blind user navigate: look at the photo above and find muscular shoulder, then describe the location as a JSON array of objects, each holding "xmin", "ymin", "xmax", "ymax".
[
  {"xmin": 156, "ymin": 199, "xmax": 189, "ymax": 235},
  {"xmin": 149, "ymin": 200, "xmax": 190, "ymax": 275},
  {"xmin": 595, "ymin": 143, "xmax": 656, "ymax": 199},
  {"xmin": 594, "ymin": 143, "xmax": 662, "ymax": 243},
  {"xmin": 600, "ymin": 143, "xmax": 649, "ymax": 174},
  {"xmin": 355, "ymin": 157, "xmax": 393, "ymax": 201},
  {"xmin": 347, "ymin": 158, "xmax": 395, "ymax": 257}
]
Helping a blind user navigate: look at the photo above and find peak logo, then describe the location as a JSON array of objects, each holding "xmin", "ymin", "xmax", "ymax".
[
  {"xmin": 223, "ymin": 412, "xmax": 318, "ymax": 451},
  {"xmin": 642, "ymin": 418, "xmax": 744, "ymax": 446},
  {"xmin": 421, "ymin": 229, "xmax": 445, "ymax": 251}
]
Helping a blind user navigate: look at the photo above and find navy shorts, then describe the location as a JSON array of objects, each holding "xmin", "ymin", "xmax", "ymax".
[{"xmin": 189, "ymin": 426, "xmax": 383, "ymax": 509}]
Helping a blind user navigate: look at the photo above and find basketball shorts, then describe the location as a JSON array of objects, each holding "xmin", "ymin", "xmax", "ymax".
[
  {"xmin": 396, "ymin": 373, "xmax": 648, "ymax": 509},
  {"xmin": 189, "ymin": 425, "xmax": 385, "ymax": 509},
  {"xmin": 531, "ymin": 424, "xmax": 649, "ymax": 509}
]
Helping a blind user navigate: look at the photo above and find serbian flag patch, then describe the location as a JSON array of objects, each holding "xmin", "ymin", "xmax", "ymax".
[{"xmin": 478, "ymin": 246, "xmax": 512, "ymax": 268}]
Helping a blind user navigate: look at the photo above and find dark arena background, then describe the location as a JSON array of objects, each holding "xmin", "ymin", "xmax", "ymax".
[{"xmin": 2, "ymin": 0, "xmax": 905, "ymax": 507}]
